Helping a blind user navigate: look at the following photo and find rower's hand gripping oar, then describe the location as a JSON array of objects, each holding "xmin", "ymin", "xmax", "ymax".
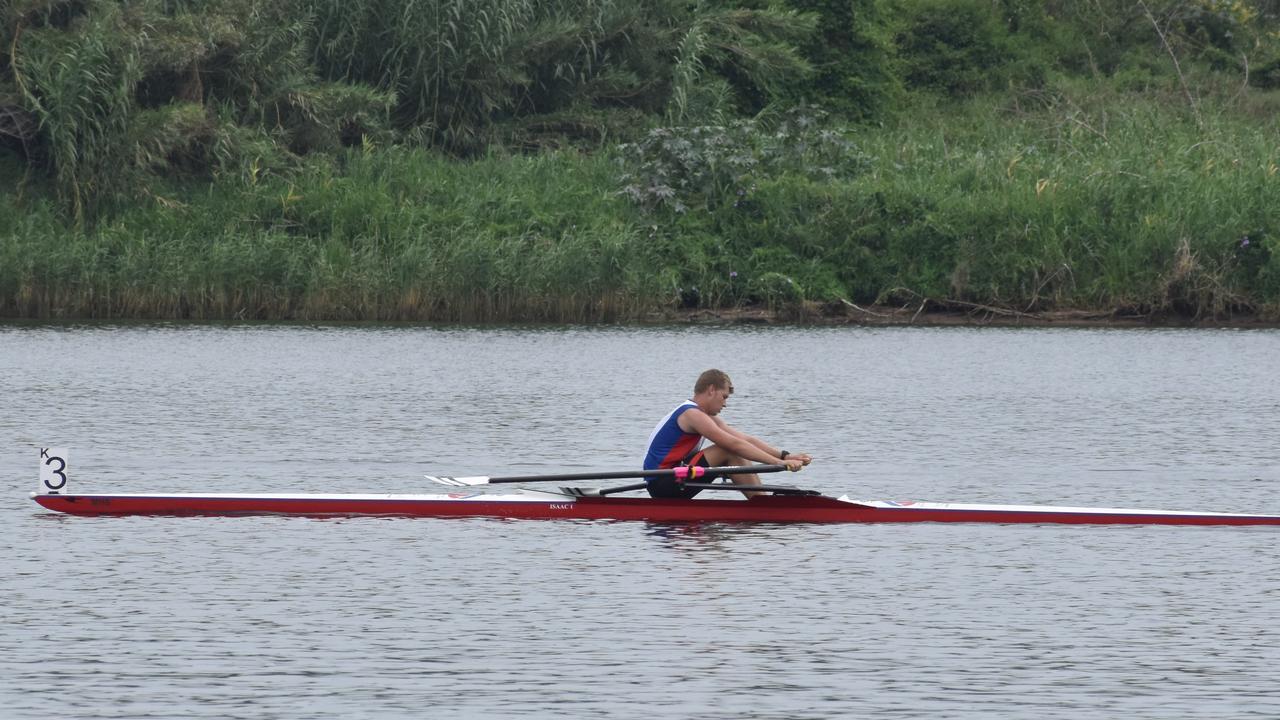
[{"xmin": 426, "ymin": 464, "xmax": 788, "ymax": 487}]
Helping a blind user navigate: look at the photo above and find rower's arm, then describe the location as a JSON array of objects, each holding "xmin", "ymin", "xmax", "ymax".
[
  {"xmin": 716, "ymin": 419, "xmax": 785, "ymax": 458},
  {"xmin": 708, "ymin": 416, "xmax": 812, "ymax": 468},
  {"xmin": 681, "ymin": 411, "xmax": 787, "ymax": 464}
]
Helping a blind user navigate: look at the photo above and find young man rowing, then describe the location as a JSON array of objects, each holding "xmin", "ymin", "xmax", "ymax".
[{"xmin": 644, "ymin": 369, "xmax": 812, "ymax": 498}]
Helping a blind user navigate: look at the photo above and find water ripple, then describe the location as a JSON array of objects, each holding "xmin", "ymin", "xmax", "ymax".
[{"xmin": 3, "ymin": 325, "xmax": 1279, "ymax": 719}]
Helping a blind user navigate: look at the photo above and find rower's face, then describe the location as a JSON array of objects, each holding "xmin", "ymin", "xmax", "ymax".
[{"xmin": 708, "ymin": 383, "xmax": 733, "ymax": 415}]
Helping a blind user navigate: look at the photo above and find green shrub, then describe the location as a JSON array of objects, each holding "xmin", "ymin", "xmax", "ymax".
[{"xmin": 894, "ymin": 0, "xmax": 1020, "ymax": 95}]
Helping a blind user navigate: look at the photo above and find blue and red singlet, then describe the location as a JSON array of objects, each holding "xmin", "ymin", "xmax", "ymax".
[{"xmin": 644, "ymin": 401, "xmax": 703, "ymax": 472}]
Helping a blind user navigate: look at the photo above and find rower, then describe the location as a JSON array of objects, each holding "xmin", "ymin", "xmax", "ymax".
[{"xmin": 644, "ymin": 369, "xmax": 811, "ymax": 498}]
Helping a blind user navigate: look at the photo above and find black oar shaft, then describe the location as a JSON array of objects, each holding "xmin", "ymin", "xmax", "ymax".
[{"xmin": 487, "ymin": 464, "xmax": 787, "ymax": 484}]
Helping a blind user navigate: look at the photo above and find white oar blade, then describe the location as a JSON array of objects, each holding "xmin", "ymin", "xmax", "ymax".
[{"xmin": 425, "ymin": 475, "xmax": 491, "ymax": 487}]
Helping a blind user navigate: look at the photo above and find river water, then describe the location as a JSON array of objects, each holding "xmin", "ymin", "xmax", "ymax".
[{"xmin": 2, "ymin": 324, "xmax": 1278, "ymax": 719}]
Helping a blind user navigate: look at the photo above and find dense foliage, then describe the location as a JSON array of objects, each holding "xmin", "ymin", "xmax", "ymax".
[{"xmin": 2, "ymin": 0, "xmax": 1279, "ymax": 320}]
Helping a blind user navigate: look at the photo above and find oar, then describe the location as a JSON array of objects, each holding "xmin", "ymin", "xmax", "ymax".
[
  {"xmin": 426, "ymin": 464, "xmax": 788, "ymax": 487},
  {"xmin": 563, "ymin": 482, "xmax": 820, "ymax": 497}
]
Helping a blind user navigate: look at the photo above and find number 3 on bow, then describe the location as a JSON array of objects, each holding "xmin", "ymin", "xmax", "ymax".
[{"xmin": 39, "ymin": 448, "xmax": 69, "ymax": 494}]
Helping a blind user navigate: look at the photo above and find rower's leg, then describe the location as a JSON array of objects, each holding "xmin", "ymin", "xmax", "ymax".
[{"xmin": 701, "ymin": 445, "xmax": 763, "ymax": 498}]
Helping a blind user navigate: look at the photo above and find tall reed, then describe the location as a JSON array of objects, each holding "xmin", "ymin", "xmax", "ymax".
[{"xmin": 1, "ymin": 149, "xmax": 661, "ymax": 321}]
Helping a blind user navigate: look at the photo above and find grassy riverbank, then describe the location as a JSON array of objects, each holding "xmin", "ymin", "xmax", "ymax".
[
  {"xmin": 2, "ymin": 149, "xmax": 660, "ymax": 322},
  {"xmin": 3, "ymin": 83, "xmax": 1278, "ymax": 323}
]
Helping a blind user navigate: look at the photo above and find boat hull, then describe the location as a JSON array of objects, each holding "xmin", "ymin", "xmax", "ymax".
[{"xmin": 30, "ymin": 492, "xmax": 1280, "ymax": 525}]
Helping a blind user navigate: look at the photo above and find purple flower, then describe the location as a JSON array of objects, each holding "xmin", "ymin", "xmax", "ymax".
[
  {"xmin": 1241, "ymin": 237, "xmax": 1250, "ymax": 248},
  {"xmin": 729, "ymin": 271, "xmax": 738, "ymax": 279}
]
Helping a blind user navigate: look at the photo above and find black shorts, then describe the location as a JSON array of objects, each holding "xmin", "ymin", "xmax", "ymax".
[{"xmin": 647, "ymin": 450, "xmax": 719, "ymax": 499}]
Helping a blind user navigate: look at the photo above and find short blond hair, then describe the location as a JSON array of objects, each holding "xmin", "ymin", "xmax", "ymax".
[{"xmin": 694, "ymin": 369, "xmax": 732, "ymax": 394}]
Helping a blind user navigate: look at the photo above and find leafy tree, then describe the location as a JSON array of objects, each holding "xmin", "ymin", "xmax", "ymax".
[
  {"xmin": 309, "ymin": 0, "xmax": 816, "ymax": 148},
  {"xmin": 893, "ymin": 0, "xmax": 1024, "ymax": 96},
  {"xmin": 783, "ymin": 0, "xmax": 900, "ymax": 119},
  {"xmin": 2, "ymin": 0, "xmax": 391, "ymax": 222},
  {"xmin": 1045, "ymin": 0, "xmax": 1280, "ymax": 83}
]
